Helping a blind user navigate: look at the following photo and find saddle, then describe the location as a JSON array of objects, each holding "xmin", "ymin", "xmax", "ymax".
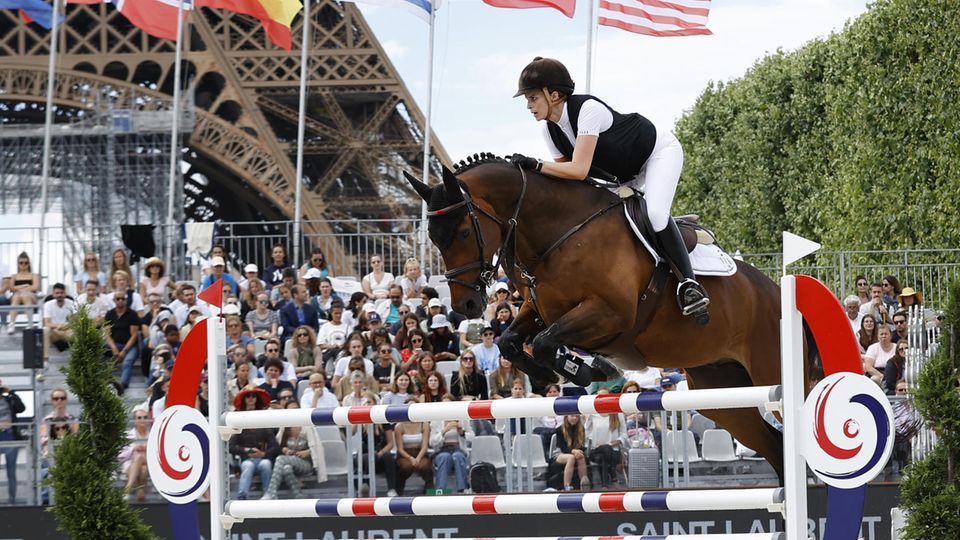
[{"xmin": 618, "ymin": 186, "xmax": 718, "ymax": 254}]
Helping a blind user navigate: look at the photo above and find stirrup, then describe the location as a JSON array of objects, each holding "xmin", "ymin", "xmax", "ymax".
[{"xmin": 677, "ymin": 279, "xmax": 710, "ymax": 318}]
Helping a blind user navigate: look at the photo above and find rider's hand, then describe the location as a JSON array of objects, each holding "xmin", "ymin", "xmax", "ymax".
[{"xmin": 510, "ymin": 153, "xmax": 543, "ymax": 172}]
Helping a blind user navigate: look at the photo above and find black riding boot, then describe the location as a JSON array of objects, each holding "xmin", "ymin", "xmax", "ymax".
[{"xmin": 655, "ymin": 220, "xmax": 710, "ymax": 325}]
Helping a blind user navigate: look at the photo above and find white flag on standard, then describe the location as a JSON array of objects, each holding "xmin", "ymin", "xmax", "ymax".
[
  {"xmin": 782, "ymin": 231, "xmax": 821, "ymax": 271},
  {"xmin": 598, "ymin": 0, "xmax": 712, "ymax": 37}
]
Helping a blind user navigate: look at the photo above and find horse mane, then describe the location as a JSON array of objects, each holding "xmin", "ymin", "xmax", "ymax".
[{"xmin": 453, "ymin": 152, "xmax": 510, "ymax": 175}]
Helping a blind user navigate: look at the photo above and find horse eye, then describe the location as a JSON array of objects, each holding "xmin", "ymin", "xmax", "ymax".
[{"xmin": 460, "ymin": 228, "xmax": 471, "ymax": 239}]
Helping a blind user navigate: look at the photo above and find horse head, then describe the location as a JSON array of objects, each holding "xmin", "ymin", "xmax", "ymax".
[{"xmin": 404, "ymin": 164, "xmax": 504, "ymax": 319}]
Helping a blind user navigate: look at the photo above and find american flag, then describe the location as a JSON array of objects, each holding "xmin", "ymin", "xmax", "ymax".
[{"xmin": 598, "ymin": 0, "xmax": 712, "ymax": 37}]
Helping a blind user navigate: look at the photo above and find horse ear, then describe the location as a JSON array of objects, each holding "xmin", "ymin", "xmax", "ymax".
[
  {"xmin": 441, "ymin": 165, "xmax": 463, "ymax": 202},
  {"xmin": 403, "ymin": 170, "xmax": 432, "ymax": 202}
]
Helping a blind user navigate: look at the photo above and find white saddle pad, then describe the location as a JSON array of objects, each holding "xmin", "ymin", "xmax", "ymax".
[{"xmin": 624, "ymin": 207, "xmax": 738, "ymax": 277}]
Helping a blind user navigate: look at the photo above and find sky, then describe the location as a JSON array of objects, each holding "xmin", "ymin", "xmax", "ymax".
[{"xmin": 352, "ymin": 0, "xmax": 872, "ymax": 161}]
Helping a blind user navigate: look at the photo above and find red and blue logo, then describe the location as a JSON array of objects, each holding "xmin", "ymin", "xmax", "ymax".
[{"xmin": 147, "ymin": 405, "xmax": 211, "ymax": 504}]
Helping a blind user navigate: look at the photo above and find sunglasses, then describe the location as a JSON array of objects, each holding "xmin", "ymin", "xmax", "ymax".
[
  {"xmin": 135, "ymin": 416, "xmax": 149, "ymax": 420},
  {"xmin": 462, "ymin": 357, "xmax": 475, "ymax": 362},
  {"xmin": 411, "ymin": 338, "xmax": 423, "ymax": 343},
  {"xmin": 297, "ymin": 333, "xmax": 309, "ymax": 337},
  {"xmin": 856, "ymin": 281, "xmax": 867, "ymax": 286},
  {"xmin": 258, "ymin": 299, "xmax": 269, "ymax": 304},
  {"xmin": 52, "ymin": 396, "xmax": 66, "ymax": 401},
  {"xmin": 379, "ymin": 349, "xmax": 391, "ymax": 354},
  {"xmin": 266, "ymin": 348, "xmax": 279, "ymax": 353},
  {"xmin": 85, "ymin": 257, "xmax": 96, "ymax": 262}
]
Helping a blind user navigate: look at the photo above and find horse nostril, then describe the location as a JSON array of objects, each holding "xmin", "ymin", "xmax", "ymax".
[{"xmin": 465, "ymin": 299, "xmax": 476, "ymax": 313}]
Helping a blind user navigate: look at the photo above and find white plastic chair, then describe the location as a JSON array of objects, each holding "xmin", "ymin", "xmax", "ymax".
[
  {"xmin": 282, "ymin": 339, "xmax": 293, "ymax": 361},
  {"xmin": 700, "ymin": 429, "xmax": 738, "ymax": 462},
  {"xmin": 511, "ymin": 434, "xmax": 548, "ymax": 470},
  {"xmin": 321, "ymin": 439, "xmax": 350, "ymax": 476},
  {"xmin": 469, "ymin": 435, "xmax": 506, "ymax": 468},
  {"xmin": 689, "ymin": 413, "xmax": 717, "ymax": 441},
  {"xmin": 436, "ymin": 361, "xmax": 459, "ymax": 378},
  {"xmin": 427, "ymin": 275, "xmax": 447, "ymax": 288},
  {"xmin": 435, "ymin": 284, "xmax": 451, "ymax": 299},
  {"xmin": 315, "ymin": 425, "xmax": 343, "ymax": 442},
  {"xmin": 663, "ymin": 430, "xmax": 702, "ymax": 463},
  {"xmin": 296, "ymin": 379, "xmax": 310, "ymax": 398},
  {"xmin": 254, "ymin": 339, "xmax": 267, "ymax": 356}
]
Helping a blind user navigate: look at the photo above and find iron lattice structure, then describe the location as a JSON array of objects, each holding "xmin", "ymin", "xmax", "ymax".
[{"xmin": 0, "ymin": 2, "xmax": 449, "ymax": 274}]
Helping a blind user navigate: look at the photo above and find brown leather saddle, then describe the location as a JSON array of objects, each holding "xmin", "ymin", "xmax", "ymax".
[{"xmin": 622, "ymin": 193, "xmax": 716, "ymax": 254}]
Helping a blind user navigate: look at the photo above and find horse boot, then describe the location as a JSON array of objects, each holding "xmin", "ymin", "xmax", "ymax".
[
  {"xmin": 655, "ymin": 220, "xmax": 711, "ymax": 325},
  {"xmin": 554, "ymin": 348, "xmax": 594, "ymax": 387}
]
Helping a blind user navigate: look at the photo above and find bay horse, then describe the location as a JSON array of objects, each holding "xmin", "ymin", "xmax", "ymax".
[{"xmin": 406, "ymin": 155, "xmax": 795, "ymax": 481}]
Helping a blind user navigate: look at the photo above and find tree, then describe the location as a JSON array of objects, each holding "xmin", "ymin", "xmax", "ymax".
[{"xmin": 48, "ymin": 307, "xmax": 158, "ymax": 540}]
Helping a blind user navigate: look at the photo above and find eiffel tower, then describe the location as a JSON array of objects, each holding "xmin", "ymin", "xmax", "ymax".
[{"xmin": 0, "ymin": 2, "xmax": 449, "ymax": 272}]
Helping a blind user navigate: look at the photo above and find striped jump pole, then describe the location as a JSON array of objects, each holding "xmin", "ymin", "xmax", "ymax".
[
  {"xmin": 224, "ymin": 488, "xmax": 784, "ymax": 520},
  {"xmin": 222, "ymin": 385, "xmax": 782, "ymax": 430}
]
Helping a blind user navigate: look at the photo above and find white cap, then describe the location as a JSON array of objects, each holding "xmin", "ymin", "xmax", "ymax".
[
  {"xmin": 304, "ymin": 268, "xmax": 324, "ymax": 280},
  {"xmin": 430, "ymin": 314, "xmax": 451, "ymax": 329},
  {"xmin": 222, "ymin": 303, "xmax": 241, "ymax": 315},
  {"xmin": 494, "ymin": 282, "xmax": 509, "ymax": 292},
  {"xmin": 210, "ymin": 256, "xmax": 225, "ymax": 267},
  {"xmin": 244, "ymin": 263, "xmax": 259, "ymax": 273},
  {"xmin": 362, "ymin": 302, "xmax": 377, "ymax": 313},
  {"xmin": 428, "ymin": 298, "xmax": 443, "ymax": 309}
]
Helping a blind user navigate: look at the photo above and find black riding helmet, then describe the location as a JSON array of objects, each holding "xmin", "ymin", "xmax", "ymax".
[{"xmin": 513, "ymin": 57, "xmax": 575, "ymax": 97}]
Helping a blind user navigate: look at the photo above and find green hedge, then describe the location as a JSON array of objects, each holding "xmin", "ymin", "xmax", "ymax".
[{"xmin": 674, "ymin": 0, "xmax": 960, "ymax": 252}]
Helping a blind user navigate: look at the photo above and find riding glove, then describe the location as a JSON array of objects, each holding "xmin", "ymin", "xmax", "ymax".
[{"xmin": 510, "ymin": 153, "xmax": 543, "ymax": 172}]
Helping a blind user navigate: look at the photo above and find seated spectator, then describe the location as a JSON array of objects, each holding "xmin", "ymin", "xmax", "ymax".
[
  {"xmin": 343, "ymin": 291, "xmax": 368, "ymax": 330},
  {"xmin": 336, "ymin": 359, "xmax": 379, "ymax": 401},
  {"xmin": 864, "ymin": 326, "xmax": 896, "ymax": 384},
  {"xmin": 361, "ymin": 312, "xmax": 387, "ymax": 341},
  {"xmin": 489, "ymin": 303, "xmax": 515, "ymax": 339},
  {"xmin": 420, "ymin": 372, "xmax": 447, "ymax": 404},
  {"xmin": 488, "ymin": 356, "xmax": 524, "ymax": 399},
  {"xmin": 457, "ymin": 315, "xmax": 486, "ymax": 352},
  {"xmin": 400, "ymin": 329, "xmax": 431, "ymax": 368},
  {"xmin": 105, "ymin": 291, "xmax": 142, "ymax": 391},
  {"xmin": 279, "ymin": 285, "xmax": 320, "ymax": 343},
  {"xmin": 118, "ymin": 406, "xmax": 152, "ymax": 502},
  {"xmin": 891, "ymin": 311, "xmax": 909, "ymax": 344},
  {"xmin": 270, "ymin": 268, "xmax": 298, "ymax": 305},
  {"xmin": 107, "ymin": 270, "xmax": 145, "ymax": 317},
  {"xmin": 369, "ymin": 328, "xmax": 398, "ymax": 361},
  {"xmin": 534, "ymin": 383, "xmax": 563, "ymax": 453},
  {"xmin": 40, "ymin": 388, "xmax": 78, "ymax": 444},
  {"xmin": 898, "ymin": 287, "xmax": 923, "ymax": 310},
  {"xmin": 238, "ymin": 263, "xmax": 260, "ymax": 292},
  {"xmin": 555, "ymin": 414, "xmax": 589, "ymax": 491},
  {"xmin": 240, "ymin": 278, "xmax": 265, "ymax": 319},
  {"xmin": 382, "ymin": 372, "xmax": 413, "ymax": 406},
  {"xmin": 299, "ymin": 372, "xmax": 339, "ymax": 409},
  {"xmin": 394, "ymin": 397, "xmax": 433, "ymax": 495},
  {"xmin": 586, "ymin": 389, "xmax": 626, "ymax": 488},
  {"xmin": 299, "ymin": 247, "xmax": 329, "ymax": 281},
  {"xmin": 225, "ymin": 315, "xmax": 256, "ymax": 356},
  {"xmin": 139, "ymin": 257, "xmax": 175, "ymax": 301},
  {"xmin": 7, "ymin": 251, "xmax": 40, "ymax": 333},
  {"xmin": 289, "ymin": 326, "xmax": 321, "ymax": 380},
  {"xmin": 317, "ymin": 302, "xmax": 349, "ymax": 372},
  {"xmin": 229, "ymin": 387, "xmax": 279, "ymax": 500},
  {"xmin": 262, "ymin": 244, "xmax": 291, "ymax": 291},
  {"xmin": 227, "ymin": 361, "xmax": 254, "ymax": 410},
  {"xmin": 881, "ymin": 275, "xmax": 903, "ymax": 313},
  {"xmin": 857, "ymin": 315, "xmax": 879, "ymax": 354},
  {"xmin": 200, "ymin": 256, "xmax": 240, "ymax": 296},
  {"xmin": 373, "ymin": 344, "xmax": 399, "ymax": 392},
  {"xmin": 412, "ymin": 352, "xmax": 438, "ymax": 394},
  {"xmin": 429, "ymin": 315, "xmax": 460, "ymax": 361},
  {"xmin": 256, "ymin": 338, "xmax": 296, "ymax": 381},
  {"xmin": 0, "ymin": 378, "xmax": 25, "ymax": 503},
  {"xmin": 484, "ymin": 282, "xmax": 516, "ymax": 321},
  {"xmin": 376, "ymin": 285, "xmax": 406, "ymax": 327},
  {"xmin": 246, "ymin": 292, "xmax": 278, "ymax": 339},
  {"xmin": 471, "ymin": 327, "xmax": 500, "ymax": 374},
  {"xmin": 259, "ymin": 358, "xmax": 296, "ymax": 403},
  {"xmin": 392, "ymin": 313, "xmax": 420, "ymax": 345},
  {"xmin": 361, "ymin": 254, "xmax": 394, "ymax": 300},
  {"xmin": 399, "ymin": 257, "xmax": 427, "ymax": 300},
  {"xmin": 883, "ymin": 341, "xmax": 908, "ymax": 395},
  {"xmin": 171, "ymin": 283, "xmax": 209, "ymax": 327},
  {"xmin": 450, "ymin": 352, "xmax": 489, "ymax": 401},
  {"xmin": 74, "ymin": 251, "xmax": 107, "ymax": 296},
  {"xmin": 332, "ymin": 337, "xmax": 374, "ymax": 385},
  {"xmin": 430, "ymin": 393, "xmax": 472, "ymax": 494},
  {"xmin": 853, "ymin": 274, "xmax": 870, "ymax": 305},
  {"xmin": 859, "ymin": 283, "xmax": 890, "ymax": 327},
  {"xmin": 311, "ymin": 277, "xmax": 337, "ymax": 316},
  {"xmin": 40, "ymin": 415, "xmax": 72, "ymax": 504},
  {"xmin": 200, "ymin": 244, "xmax": 229, "ymax": 277},
  {"xmin": 623, "ymin": 365, "xmax": 661, "ymax": 390},
  {"xmin": 107, "ymin": 248, "xmax": 132, "ymax": 292},
  {"xmin": 76, "ymin": 279, "xmax": 111, "ymax": 325},
  {"xmin": 272, "ymin": 388, "xmax": 296, "ymax": 410},
  {"xmin": 179, "ymin": 306, "xmax": 206, "ymax": 340},
  {"xmin": 417, "ymin": 290, "xmax": 444, "ymax": 325},
  {"xmin": 43, "ymin": 283, "xmax": 76, "ymax": 355},
  {"xmin": 843, "ymin": 295, "xmax": 864, "ymax": 334},
  {"xmin": 262, "ymin": 403, "xmax": 320, "ymax": 500}
]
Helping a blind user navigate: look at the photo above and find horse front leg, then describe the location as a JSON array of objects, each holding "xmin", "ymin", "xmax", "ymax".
[
  {"xmin": 532, "ymin": 297, "xmax": 624, "ymax": 387},
  {"xmin": 499, "ymin": 302, "xmax": 557, "ymax": 385}
]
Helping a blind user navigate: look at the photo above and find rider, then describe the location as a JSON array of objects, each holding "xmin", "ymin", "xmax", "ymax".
[{"xmin": 509, "ymin": 56, "xmax": 710, "ymax": 324}]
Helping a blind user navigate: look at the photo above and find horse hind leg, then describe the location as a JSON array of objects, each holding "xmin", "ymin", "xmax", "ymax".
[{"xmin": 685, "ymin": 361, "xmax": 785, "ymax": 484}]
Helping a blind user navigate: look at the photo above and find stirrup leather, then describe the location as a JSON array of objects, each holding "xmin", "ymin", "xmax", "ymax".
[{"xmin": 677, "ymin": 278, "xmax": 710, "ymax": 316}]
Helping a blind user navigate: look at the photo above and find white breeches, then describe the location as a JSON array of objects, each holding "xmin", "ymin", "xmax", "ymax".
[{"xmin": 622, "ymin": 127, "xmax": 684, "ymax": 232}]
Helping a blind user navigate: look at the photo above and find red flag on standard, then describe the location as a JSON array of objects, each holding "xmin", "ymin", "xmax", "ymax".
[
  {"xmin": 599, "ymin": 0, "xmax": 712, "ymax": 37},
  {"xmin": 482, "ymin": 0, "xmax": 575, "ymax": 19}
]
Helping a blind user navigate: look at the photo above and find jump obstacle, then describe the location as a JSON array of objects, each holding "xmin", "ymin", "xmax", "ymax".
[{"xmin": 148, "ymin": 246, "xmax": 895, "ymax": 540}]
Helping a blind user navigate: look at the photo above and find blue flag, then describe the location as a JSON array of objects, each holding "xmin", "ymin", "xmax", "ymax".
[{"xmin": 0, "ymin": 0, "xmax": 58, "ymax": 29}]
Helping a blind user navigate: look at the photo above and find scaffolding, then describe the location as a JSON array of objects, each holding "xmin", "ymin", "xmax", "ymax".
[{"xmin": 0, "ymin": 89, "xmax": 192, "ymax": 282}]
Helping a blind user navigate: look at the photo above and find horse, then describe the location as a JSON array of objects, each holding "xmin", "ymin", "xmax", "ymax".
[{"xmin": 405, "ymin": 154, "xmax": 797, "ymax": 481}]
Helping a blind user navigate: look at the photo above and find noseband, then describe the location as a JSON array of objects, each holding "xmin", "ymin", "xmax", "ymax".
[{"xmin": 426, "ymin": 169, "xmax": 529, "ymax": 294}]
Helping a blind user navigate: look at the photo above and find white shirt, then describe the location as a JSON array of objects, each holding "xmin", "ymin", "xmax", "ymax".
[
  {"xmin": 316, "ymin": 320, "xmax": 349, "ymax": 347},
  {"xmin": 299, "ymin": 387, "xmax": 341, "ymax": 409},
  {"xmin": 43, "ymin": 298, "xmax": 76, "ymax": 326},
  {"xmin": 624, "ymin": 367, "xmax": 661, "ymax": 389},
  {"xmin": 77, "ymin": 293, "xmax": 112, "ymax": 321},
  {"xmin": 333, "ymin": 356, "xmax": 375, "ymax": 378},
  {"xmin": 542, "ymin": 99, "xmax": 614, "ymax": 160},
  {"xmin": 471, "ymin": 342, "xmax": 501, "ymax": 374},
  {"xmin": 865, "ymin": 341, "xmax": 896, "ymax": 369},
  {"xmin": 101, "ymin": 290, "xmax": 144, "ymax": 313},
  {"xmin": 585, "ymin": 413, "xmax": 626, "ymax": 447},
  {"xmin": 173, "ymin": 301, "xmax": 211, "ymax": 327}
]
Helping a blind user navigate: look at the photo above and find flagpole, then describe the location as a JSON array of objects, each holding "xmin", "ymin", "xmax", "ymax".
[
  {"xmin": 418, "ymin": 6, "xmax": 435, "ymax": 270},
  {"xmin": 38, "ymin": 0, "xmax": 61, "ymax": 293},
  {"xmin": 292, "ymin": 0, "xmax": 310, "ymax": 273},
  {"xmin": 165, "ymin": 0, "xmax": 187, "ymax": 279},
  {"xmin": 585, "ymin": 0, "xmax": 596, "ymax": 93}
]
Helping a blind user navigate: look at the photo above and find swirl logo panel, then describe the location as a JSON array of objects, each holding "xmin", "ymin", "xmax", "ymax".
[
  {"xmin": 802, "ymin": 372, "xmax": 894, "ymax": 490},
  {"xmin": 147, "ymin": 405, "xmax": 212, "ymax": 504}
]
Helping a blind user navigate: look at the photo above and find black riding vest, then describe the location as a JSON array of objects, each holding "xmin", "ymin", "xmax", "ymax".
[{"xmin": 546, "ymin": 94, "xmax": 657, "ymax": 181}]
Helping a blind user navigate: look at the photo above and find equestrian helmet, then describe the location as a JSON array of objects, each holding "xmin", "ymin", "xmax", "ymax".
[{"xmin": 513, "ymin": 57, "xmax": 575, "ymax": 97}]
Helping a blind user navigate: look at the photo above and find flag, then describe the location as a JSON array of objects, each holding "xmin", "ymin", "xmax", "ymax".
[
  {"xmin": 196, "ymin": 0, "xmax": 302, "ymax": 50},
  {"xmin": 482, "ymin": 0, "xmax": 574, "ymax": 19},
  {"xmin": 598, "ymin": 0, "xmax": 712, "ymax": 37},
  {"xmin": 0, "ymin": 0, "xmax": 57, "ymax": 28},
  {"xmin": 342, "ymin": 0, "xmax": 439, "ymax": 24},
  {"xmin": 67, "ymin": 0, "xmax": 191, "ymax": 41}
]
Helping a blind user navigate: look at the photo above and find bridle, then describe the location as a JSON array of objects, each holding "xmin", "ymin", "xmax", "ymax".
[{"xmin": 426, "ymin": 169, "xmax": 529, "ymax": 294}]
